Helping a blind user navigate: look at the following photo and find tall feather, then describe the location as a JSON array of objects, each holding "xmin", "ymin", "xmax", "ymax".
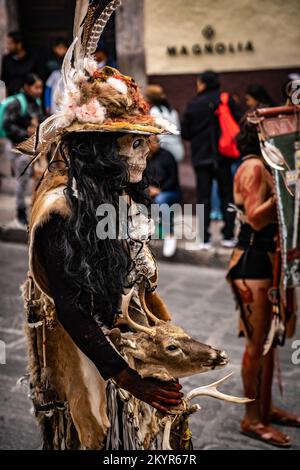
[
  {"xmin": 86, "ymin": 0, "xmax": 122, "ymax": 56},
  {"xmin": 73, "ymin": 0, "xmax": 89, "ymax": 39},
  {"xmin": 82, "ymin": 2, "xmax": 99, "ymax": 51},
  {"xmin": 61, "ymin": 37, "xmax": 78, "ymax": 89},
  {"xmin": 73, "ymin": 0, "xmax": 89, "ymax": 70}
]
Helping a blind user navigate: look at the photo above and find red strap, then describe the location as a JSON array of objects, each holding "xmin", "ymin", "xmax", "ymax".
[{"xmin": 220, "ymin": 92, "xmax": 229, "ymax": 104}]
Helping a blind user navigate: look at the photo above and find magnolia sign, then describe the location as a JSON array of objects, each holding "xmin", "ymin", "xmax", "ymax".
[
  {"xmin": 167, "ymin": 41, "xmax": 255, "ymax": 57},
  {"xmin": 167, "ymin": 24, "xmax": 255, "ymax": 58}
]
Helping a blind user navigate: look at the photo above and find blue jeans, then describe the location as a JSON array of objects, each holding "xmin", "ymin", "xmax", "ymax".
[
  {"xmin": 211, "ymin": 179, "xmax": 221, "ymax": 213},
  {"xmin": 155, "ymin": 189, "xmax": 181, "ymax": 236}
]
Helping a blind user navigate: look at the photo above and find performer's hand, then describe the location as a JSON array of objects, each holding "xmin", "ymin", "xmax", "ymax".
[{"xmin": 114, "ymin": 367, "xmax": 184, "ymax": 414}]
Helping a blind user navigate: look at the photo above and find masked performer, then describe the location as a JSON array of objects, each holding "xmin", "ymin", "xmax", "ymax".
[
  {"xmin": 227, "ymin": 117, "xmax": 300, "ymax": 448},
  {"xmin": 16, "ymin": 0, "xmax": 191, "ymax": 450}
]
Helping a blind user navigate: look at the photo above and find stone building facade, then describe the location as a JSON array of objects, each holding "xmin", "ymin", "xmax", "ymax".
[{"xmin": 144, "ymin": 0, "xmax": 300, "ymax": 112}]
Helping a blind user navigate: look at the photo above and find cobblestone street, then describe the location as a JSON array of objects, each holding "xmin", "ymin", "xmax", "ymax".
[{"xmin": 0, "ymin": 241, "xmax": 299, "ymax": 450}]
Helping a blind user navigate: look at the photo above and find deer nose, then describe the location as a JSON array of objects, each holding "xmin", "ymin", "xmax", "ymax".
[
  {"xmin": 220, "ymin": 350, "xmax": 228, "ymax": 360},
  {"xmin": 216, "ymin": 349, "xmax": 229, "ymax": 365},
  {"xmin": 210, "ymin": 348, "xmax": 229, "ymax": 367}
]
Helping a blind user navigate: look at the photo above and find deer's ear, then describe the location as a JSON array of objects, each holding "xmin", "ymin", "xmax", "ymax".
[
  {"xmin": 108, "ymin": 328, "xmax": 122, "ymax": 347},
  {"xmin": 121, "ymin": 337, "xmax": 138, "ymax": 350}
]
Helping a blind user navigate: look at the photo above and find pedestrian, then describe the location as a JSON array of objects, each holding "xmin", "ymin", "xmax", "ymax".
[
  {"xmin": 147, "ymin": 137, "xmax": 181, "ymax": 257},
  {"xmin": 181, "ymin": 70, "xmax": 241, "ymax": 250},
  {"xmin": 45, "ymin": 69, "xmax": 65, "ymax": 115},
  {"xmin": 1, "ymin": 31, "xmax": 43, "ymax": 97},
  {"xmin": 227, "ymin": 116, "xmax": 299, "ymax": 447},
  {"xmin": 245, "ymin": 84, "xmax": 275, "ymax": 110},
  {"xmin": 44, "ymin": 38, "xmax": 69, "ymax": 115},
  {"xmin": 45, "ymin": 38, "xmax": 68, "ymax": 78},
  {"xmin": 3, "ymin": 73, "xmax": 44, "ymax": 227},
  {"xmin": 94, "ymin": 39, "xmax": 117, "ymax": 68},
  {"xmin": 145, "ymin": 84, "xmax": 184, "ymax": 162}
]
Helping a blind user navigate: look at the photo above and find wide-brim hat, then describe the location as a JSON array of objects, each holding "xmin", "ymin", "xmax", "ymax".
[{"xmin": 17, "ymin": 64, "xmax": 178, "ymax": 157}]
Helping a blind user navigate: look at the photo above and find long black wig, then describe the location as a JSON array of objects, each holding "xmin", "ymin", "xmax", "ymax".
[{"xmin": 56, "ymin": 131, "xmax": 150, "ymax": 327}]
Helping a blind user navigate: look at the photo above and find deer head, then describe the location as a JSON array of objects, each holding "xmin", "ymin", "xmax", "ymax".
[{"xmin": 109, "ymin": 289, "xmax": 229, "ymax": 382}]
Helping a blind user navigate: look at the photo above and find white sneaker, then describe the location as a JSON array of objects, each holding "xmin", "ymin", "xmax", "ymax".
[
  {"xmin": 221, "ymin": 239, "xmax": 236, "ymax": 248},
  {"xmin": 185, "ymin": 241, "xmax": 212, "ymax": 251},
  {"xmin": 163, "ymin": 236, "xmax": 177, "ymax": 257}
]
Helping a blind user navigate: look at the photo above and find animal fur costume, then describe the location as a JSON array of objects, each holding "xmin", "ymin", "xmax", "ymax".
[
  {"xmin": 22, "ymin": 165, "xmax": 175, "ymax": 449},
  {"xmin": 18, "ymin": 0, "xmax": 180, "ymax": 450}
]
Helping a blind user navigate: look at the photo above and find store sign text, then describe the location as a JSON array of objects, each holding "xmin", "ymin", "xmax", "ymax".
[{"xmin": 167, "ymin": 41, "xmax": 255, "ymax": 56}]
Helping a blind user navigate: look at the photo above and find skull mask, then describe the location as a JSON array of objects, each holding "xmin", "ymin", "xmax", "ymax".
[{"xmin": 117, "ymin": 134, "xmax": 150, "ymax": 183}]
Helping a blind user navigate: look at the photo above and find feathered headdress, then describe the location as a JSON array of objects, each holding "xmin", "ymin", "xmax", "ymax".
[{"xmin": 18, "ymin": 0, "xmax": 177, "ymax": 157}]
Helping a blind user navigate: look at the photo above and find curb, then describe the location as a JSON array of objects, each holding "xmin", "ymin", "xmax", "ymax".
[
  {"xmin": 0, "ymin": 227, "xmax": 231, "ymax": 269},
  {"xmin": 150, "ymin": 240, "xmax": 231, "ymax": 269}
]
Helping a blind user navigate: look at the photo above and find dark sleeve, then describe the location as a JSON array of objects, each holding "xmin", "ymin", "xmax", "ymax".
[
  {"xmin": 160, "ymin": 152, "xmax": 179, "ymax": 192},
  {"xmin": 37, "ymin": 216, "xmax": 128, "ymax": 380},
  {"xmin": 181, "ymin": 106, "xmax": 191, "ymax": 140},
  {"xmin": 228, "ymin": 95, "xmax": 243, "ymax": 123},
  {"xmin": 1, "ymin": 56, "xmax": 7, "ymax": 82},
  {"xmin": 3, "ymin": 99, "xmax": 29, "ymax": 143}
]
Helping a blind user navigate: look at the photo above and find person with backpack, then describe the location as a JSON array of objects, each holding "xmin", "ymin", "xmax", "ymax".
[
  {"xmin": 181, "ymin": 70, "xmax": 241, "ymax": 250},
  {"xmin": 1, "ymin": 73, "xmax": 44, "ymax": 227}
]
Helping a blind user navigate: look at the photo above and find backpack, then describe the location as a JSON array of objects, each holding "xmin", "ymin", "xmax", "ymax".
[
  {"xmin": 216, "ymin": 92, "xmax": 240, "ymax": 158},
  {"xmin": 0, "ymin": 93, "xmax": 28, "ymax": 138}
]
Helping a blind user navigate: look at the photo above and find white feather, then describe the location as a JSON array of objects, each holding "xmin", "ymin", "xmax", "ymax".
[
  {"xmin": 61, "ymin": 37, "xmax": 78, "ymax": 90},
  {"xmin": 73, "ymin": 0, "xmax": 89, "ymax": 71},
  {"xmin": 73, "ymin": 0, "xmax": 89, "ymax": 39}
]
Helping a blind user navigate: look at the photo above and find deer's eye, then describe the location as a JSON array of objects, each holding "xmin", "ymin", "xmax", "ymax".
[{"xmin": 167, "ymin": 344, "xmax": 178, "ymax": 351}]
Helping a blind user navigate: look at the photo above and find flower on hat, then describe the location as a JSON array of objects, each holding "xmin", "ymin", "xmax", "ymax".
[
  {"xmin": 75, "ymin": 97, "xmax": 106, "ymax": 123},
  {"xmin": 107, "ymin": 76, "xmax": 128, "ymax": 95}
]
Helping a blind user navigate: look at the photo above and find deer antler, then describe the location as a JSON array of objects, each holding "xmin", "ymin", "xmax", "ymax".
[
  {"xmin": 186, "ymin": 372, "xmax": 253, "ymax": 404},
  {"xmin": 139, "ymin": 284, "xmax": 161, "ymax": 326},
  {"xmin": 120, "ymin": 288, "xmax": 156, "ymax": 337},
  {"xmin": 161, "ymin": 372, "xmax": 253, "ymax": 450},
  {"xmin": 161, "ymin": 416, "xmax": 175, "ymax": 450}
]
